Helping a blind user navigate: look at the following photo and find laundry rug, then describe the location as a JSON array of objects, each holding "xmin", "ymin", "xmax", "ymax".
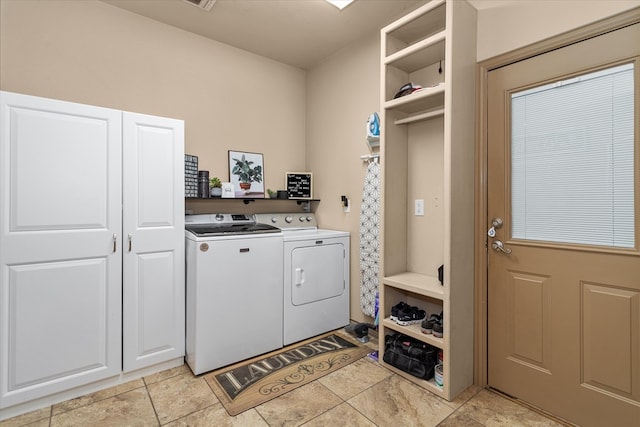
[{"xmin": 203, "ymin": 332, "xmax": 369, "ymax": 416}]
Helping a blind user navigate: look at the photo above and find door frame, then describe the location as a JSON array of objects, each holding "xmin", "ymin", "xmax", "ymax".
[{"xmin": 473, "ymin": 7, "xmax": 640, "ymax": 387}]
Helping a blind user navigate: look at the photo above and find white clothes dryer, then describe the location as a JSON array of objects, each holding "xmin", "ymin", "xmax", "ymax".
[{"xmin": 256, "ymin": 213, "xmax": 350, "ymax": 345}]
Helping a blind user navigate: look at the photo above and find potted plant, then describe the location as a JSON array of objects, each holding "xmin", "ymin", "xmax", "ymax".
[
  {"xmin": 209, "ymin": 177, "xmax": 222, "ymax": 197},
  {"xmin": 231, "ymin": 154, "xmax": 262, "ymax": 192},
  {"xmin": 267, "ymin": 188, "xmax": 277, "ymax": 199}
]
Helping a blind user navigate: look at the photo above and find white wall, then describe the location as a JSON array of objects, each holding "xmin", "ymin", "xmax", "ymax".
[{"xmin": 476, "ymin": 0, "xmax": 640, "ymax": 61}]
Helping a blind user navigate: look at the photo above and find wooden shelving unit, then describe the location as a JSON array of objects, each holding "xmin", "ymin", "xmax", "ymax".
[{"xmin": 378, "ymin": 0, "xmax": 477, "ymax": 401}]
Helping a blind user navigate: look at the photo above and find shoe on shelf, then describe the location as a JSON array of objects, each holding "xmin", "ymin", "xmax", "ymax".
[
  {"xmin": 432, "ymin": 322, "xmax": 444, "ymax": 338},
  {"xmin": 420, "ymin": 313, "xmax": 441, "ymax": 334},
  {"xmin": 420, "ymin": 317, "xmax": 432, "ymax": 334},
  {"xmin": 396, "ymin": 306, "xmax": 426, "ymax": 326},
  {"xmin": 390, "ymin": 301, "xmax": 409, "ymax": 322}
]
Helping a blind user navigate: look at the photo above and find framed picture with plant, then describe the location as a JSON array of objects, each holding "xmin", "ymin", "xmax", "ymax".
[{"xmin": 228, "ymin": 150, "xmax": 265, "ymax": 198}]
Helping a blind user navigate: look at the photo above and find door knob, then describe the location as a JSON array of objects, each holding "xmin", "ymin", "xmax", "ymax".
[{"xmin": 491, "ymin": 240, "xmax": 512, "ymax": 254}]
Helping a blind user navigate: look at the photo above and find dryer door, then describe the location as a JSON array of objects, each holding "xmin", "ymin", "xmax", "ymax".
[{"xmin": 290, "ymin": 243, "xmax": 345, "ymax": 305}]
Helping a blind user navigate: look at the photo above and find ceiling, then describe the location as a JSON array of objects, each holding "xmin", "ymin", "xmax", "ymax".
[{"xmin": 101, "ymin": 0, "xmax": 507, "ymax": 70}]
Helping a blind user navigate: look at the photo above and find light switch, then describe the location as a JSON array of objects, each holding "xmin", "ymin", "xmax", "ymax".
[{"xmin": 415, "ymin": 199, "xmax": 424, "ymax": 216}]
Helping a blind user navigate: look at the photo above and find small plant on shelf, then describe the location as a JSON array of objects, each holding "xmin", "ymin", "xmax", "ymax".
[
  {"xmin": 267, "ymin": 189, "xmax": 277, "ymax": 199},
  {"xmin": 209, "ymin": 177, "xmax": 222, "ymax": 197},
  {"xmin": 210, "ymin": 177, "xmax": 222, "ymax": 188}
]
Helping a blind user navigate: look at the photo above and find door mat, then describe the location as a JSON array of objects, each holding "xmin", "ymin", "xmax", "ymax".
[{"xmin": 203, "ymin": 332, "xmax": 369, "ymax": 416}]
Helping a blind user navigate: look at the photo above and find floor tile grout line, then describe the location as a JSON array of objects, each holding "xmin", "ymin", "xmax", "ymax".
[
  {"xmin": 157, "ymin": 403, "xmax": 220, "ymax": 426},
  {"xmin": 486, "ymin": 387, "xmax": 577, "ymax": 427},
  {"xmin": 45, "ymin": 381, "xmax": 148, "ymax": 420},
  {"xmin": 143, "ymin": 382, "xmax": 162, "ymax": 426},
  {"xmin": 298, "ymin": 379, "xmax": 348, "ymax": 426},
  {"xmin": 434, "ymin": 402, "xmax": 482, "ymax": 427},
  {"xmin": 345, "ymin": 401, "xmax": 381, "ymax": 427},
  {"xmin": 152, "ymin": 370, "xmax": 224, "ymax": 425}
]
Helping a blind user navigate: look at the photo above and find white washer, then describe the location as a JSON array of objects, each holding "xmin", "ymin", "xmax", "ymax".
[
  {"xmin": 256, "ymin": 213, "xmax": 350, "ymax": 345},
  {"xmin": 185, "ymin": 214, "xmax": 283, "ymax": 375}
]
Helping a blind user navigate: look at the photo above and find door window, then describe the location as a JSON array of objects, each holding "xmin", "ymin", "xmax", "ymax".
[{"xmin": 510, "ymin": 63, "xmax": 635, "ymax": 248}]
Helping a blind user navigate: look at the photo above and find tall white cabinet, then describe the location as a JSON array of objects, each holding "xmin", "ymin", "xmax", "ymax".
[
  {"xmin": 378, "ymin": 0, "xmax": 476, "ymax": 400},
  {"xmin": 0, "ymin": 91, "xmax": 184, "ymax": 412}
]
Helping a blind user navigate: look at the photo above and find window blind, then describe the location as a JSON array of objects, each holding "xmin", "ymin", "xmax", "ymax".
[{"xmin": 511, "ymin": 63, "xmax": 635, "ymax": 248}]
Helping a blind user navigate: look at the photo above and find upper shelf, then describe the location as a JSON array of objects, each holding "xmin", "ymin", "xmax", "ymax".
[
  {"xmin": 384, "ymin": 0, "xmax": 446, "ymax": 51},
  {"xmin": 385, "ymin": 31, "xmax": 445, "ymax": 74},
  {"xmin": 384, "ymin": 84, "xmax": 445, "ymax": 115}
]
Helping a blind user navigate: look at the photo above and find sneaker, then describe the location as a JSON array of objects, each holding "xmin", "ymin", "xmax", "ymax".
[
  {"xmin": 396, "ymin": 307, "xmax": 426, "ymax": 326},
  {"xmin": 420, "ymin": 314, "xmax": 440, "ymax": 334},
  {"xmin": 433, "ymin": 312, "xmax": 444, "ymax": 338},
  {"xmin": 432, "ymin": 322, "xmax": 444, "ymax": 338},
  {"xmin": 390, "ymin": 301, "xmax": 409, "ymax": 322}
]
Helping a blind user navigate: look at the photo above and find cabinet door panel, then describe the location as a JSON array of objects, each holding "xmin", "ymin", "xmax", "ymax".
[
  {"xmin": 129, "ymin": 251, "xmax": 179, "ymax": 363},
  {"xmin": 122, "ymin": 112, "xmax": 184, "ymax": 372},
  {"xmin": 8, "ymin": 109, "xmax": 109, "ymax": 231},
  {"xmin": 8, "ymin": 259, "xmax": 110, "ymax": 389},
  {"xmin": 0, "ymin": 91, "xmax": 122, "ymax": 408}
]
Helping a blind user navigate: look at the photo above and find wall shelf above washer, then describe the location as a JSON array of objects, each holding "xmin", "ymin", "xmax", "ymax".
[
  {"xmin": 185, "ymin": 198, "xmax": 320, "ymax": 212},
  {"xmin": 186, "ymin": 197, "xmax": 320, "ymax": 204}
]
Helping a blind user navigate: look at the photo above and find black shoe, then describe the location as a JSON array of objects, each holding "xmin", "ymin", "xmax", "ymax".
[
  {"xmin": 420, "ymin": 313, "xmax": 439, "ymax": 334},
  {"xmin": 390, "ymin": 301, "xmax": 409, "ymax": 322},
  {"xmin": 432, "ymin": 322, "xmax": 444, "ymax": 338},
  {"xmin": 396, "ymin": 307, "xmax": 426, "ymax": 326}
]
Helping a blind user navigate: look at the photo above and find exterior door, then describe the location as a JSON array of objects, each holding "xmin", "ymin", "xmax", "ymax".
[
  {"xmin": 122, "ymin": 112, "xmax": 185, "ymax": 372},
  {"xmin": 0, "ymin": 92, "xmax": 122, "ymax": 407},
  {"xmin": 487, "ymin": 24, "xmax": 640, "ymax": 426}
]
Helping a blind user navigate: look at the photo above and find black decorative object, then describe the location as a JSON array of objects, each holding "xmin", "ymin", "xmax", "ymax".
[{"xmin": 184, "ymin": 154, "xmax": 199, "ymax": 198}]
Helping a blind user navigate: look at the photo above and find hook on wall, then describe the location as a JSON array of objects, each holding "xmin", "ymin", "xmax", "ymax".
[{"xmin": 438, "ymin": 60, "xmax": 443, "ymax": 74}]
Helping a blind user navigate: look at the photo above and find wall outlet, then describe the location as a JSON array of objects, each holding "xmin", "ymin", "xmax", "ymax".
[
  {"xmin": 415, "ymin": 199, "xmax": 424, "ymax": 216},
  {"xmin": 342, "ymin": 196, "xmax": 350, "ymax": 213}
]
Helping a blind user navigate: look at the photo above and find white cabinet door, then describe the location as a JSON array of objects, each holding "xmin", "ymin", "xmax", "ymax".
[
  {"xmin": 0, "ymin": 92, "xmax": 122, "ymax": 408},
  {"xmin": 122, "ymin": 112, "xmax": 184, "ymax": 372}
]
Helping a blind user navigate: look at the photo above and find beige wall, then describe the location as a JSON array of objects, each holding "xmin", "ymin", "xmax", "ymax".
[
  {"xmin": 476, "ymin": 0, "xmax": 640, "ymax": 61},
  {"xmin": 3, "ymin": 0, "xmax": 637, "ymax": 326},
  {"xmin": 0, "ymin": 0, "xmax": 306, "ymax": 192},
  {"xmin": 306, "ymin": 32, "xmax": 380, "ymax": 324},
  {"xmin": 304, "ymin": 0, "xmax": 640, "ymax": 324}
]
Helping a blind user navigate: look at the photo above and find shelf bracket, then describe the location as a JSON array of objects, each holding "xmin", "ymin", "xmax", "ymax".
[{"xmin": 296, "ymin": 200, "xmax": 311, "ymax": 212}]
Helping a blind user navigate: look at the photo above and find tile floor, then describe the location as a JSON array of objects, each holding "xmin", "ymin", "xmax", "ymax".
[{"xmin": 1, "ymin": 330, "xmax": 570, "ymax": 427}]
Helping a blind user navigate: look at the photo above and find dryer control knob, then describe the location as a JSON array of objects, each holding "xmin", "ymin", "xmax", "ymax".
[
  {"xmin": 285, "ymin": 216, "xmax": 293, "ymax": 223},
  {"xmin": 271, "ymin": 217, "xmax": 278, "ymax": 224},
  {"xmin": 299, "ymin": 216, "xmax": 306, "ymax": 222},
  {"xmin": 215, "ymin": 213, "xmax": 224, "ymax": 221},
  {"xmin": 306, "ymin": 216, "xmax": 313, "ymax": 222}
]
